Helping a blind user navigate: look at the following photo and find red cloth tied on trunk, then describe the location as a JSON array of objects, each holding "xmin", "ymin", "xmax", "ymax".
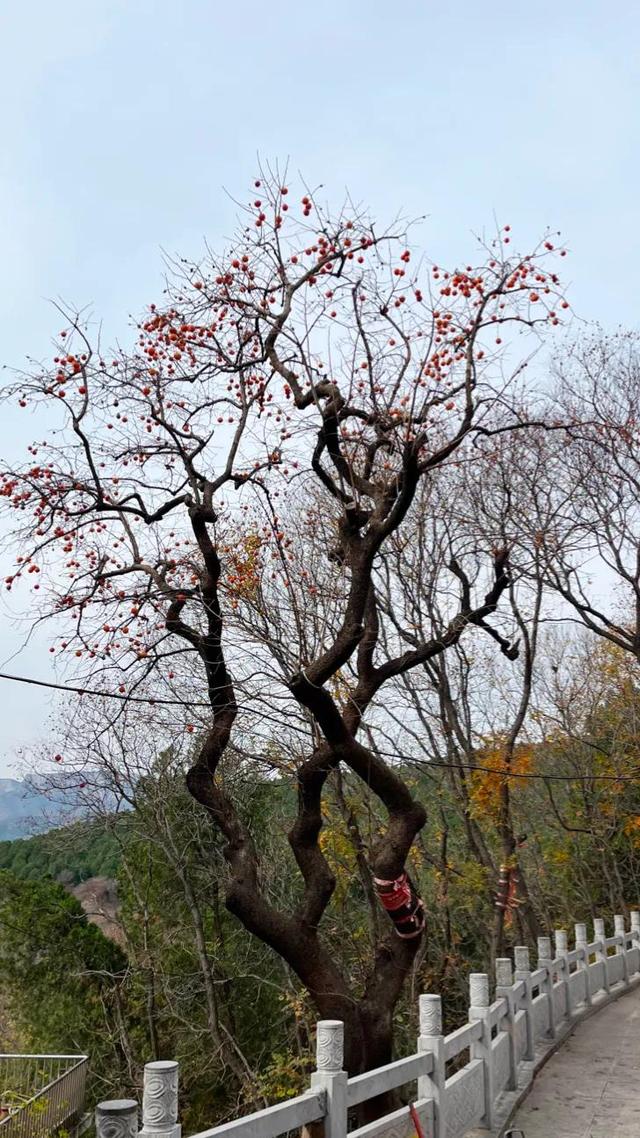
[
  {"xmin": 494, "ymin": 864, "xmax": 522, "ymax": 928},
  {"xmin": 375, "ymin": 871, "xmax": 413, "ymax": 912},
  {"xmin": 374, "ymin": 871, "xmax": 426, "ymax": 939}
]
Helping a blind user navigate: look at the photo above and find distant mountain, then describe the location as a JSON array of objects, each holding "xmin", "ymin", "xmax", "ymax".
[{"xmin": 0, "ymin": 778, "xmax": 66, "ymax": 840}]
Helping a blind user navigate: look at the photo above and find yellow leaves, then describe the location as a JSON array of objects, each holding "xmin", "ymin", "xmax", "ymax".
[
  {"xmin": 257, "ymin": 1050, "xmax": 311, "ymax": 1102},
  {"xmin": 279, "ymin": 989, "xmax": 308, "ymax": 1022},
  {"xmin": 319, "ymin": 825, "xmax": 353, "ymax": 864},
  {"xmin": 469, "ymin": 740, "xmax": 534, "ymax": 821},
  {"xmin": 623, "ymin": 816, "xmax": 640, "ymax": 847},
  {"xmin": 592, "ymin": 639, "xmax": 640, "ymax": 717},
  {"xmin": 599, "ymin": 639, "xmax": 635, "ymax": 679},
  {"xmin": 409, "ymin": 843, "xmax": 424, "ymax": 875},
  {"xmin": 449, "ymin": 860, "xmax": 490, "ymax": 915},
  {"xmin": 256, "ymin": 993, "xmax": 316, "ymax": 1101},
  {"xmin": 330, "ymin": 669, "xmax": 353, "ymax": 710},
  {"xmin": 226, "ymin": 531, "xmax": 262, "ymax": 604},
  {"xmin": 319, "ymin": 820, "xmax": 357, "ymax": 902}
]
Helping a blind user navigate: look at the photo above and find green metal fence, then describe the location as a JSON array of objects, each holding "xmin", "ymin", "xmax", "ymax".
[{"xmin": 0, "ymin": 1055, "xmax": 88, "ymax": 1138}]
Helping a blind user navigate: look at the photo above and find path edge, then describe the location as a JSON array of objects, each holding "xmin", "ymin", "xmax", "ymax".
[{"xmin": 468, "ymin": 971, "xmax": 640, "ymax": 1138}]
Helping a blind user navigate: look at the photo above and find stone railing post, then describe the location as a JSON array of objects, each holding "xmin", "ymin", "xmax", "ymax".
[
  {"xmin": 537, "ymin": 936, "xmax": 556, "ymax": 1039},
  {"xmin": 140, "ymin": 1061, "xmax": 180, "ymax": 1138},
  {"xmin": 96, "ymin": 1100, "xmax": 138, "ymax": 1138},
  {"xmin": 418, "ymin": 994, "xmax": 446, "ymax": 1138},
  {"xmin": 630, "ymin": 911, "xmax": 640, "ymax": 968},
  {"xmin": 514, "ymin": 946, "xmax": 535, "ymax": 1060},
  {"xmin": 574, "ymin": 923, "xmax": 591, "ymax": 1008},
  {"xmin": 593, "ymin": 917, "xmax": 610, "ymax": 995},
  {"xmin": 614, "ymin": 914, "xmax": 630, "ymax": 985},
  {"xmin": 554, "ymin": 929, "xmax": 571, "ymax": 1019},
  {"xmin": 469, "ymin": 973, "xmax": 495, "ymax": 1129},
  {"xmin": 495, "ymin": 958, "xmax": 518, "ymax": 1091},
  {"xmin": 310, "ymin": 1021, "xmax": 347, "ymax": 1138}
]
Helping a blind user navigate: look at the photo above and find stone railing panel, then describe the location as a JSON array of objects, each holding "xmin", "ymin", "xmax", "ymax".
[
  {"xmin": 552, "ymin": 979, "xmax": 566, "ymax": 1023},
  {"xmin": 514, "ymin": 1010, "xmax": 528, "ymax": 1061},
  {"xmin": 569, "ymin": 968, "xmax": 586, "ymax": 1007},
  {"xmin": 608, "ymin": 953, "xmax": 624, "ymax": 986},
  {"xmin": 491, "ymin": 1033, "xmax": 511, "ymax": 1097},
  {"xmin": 532, "ymin": 991, "xmax": 550, "ymax": 1041},
  {"xmin": 443, "ymin": 1061, "xmax": 484, "ymax": 1138},
  {"xmin": 588, "ymin": 959, "xmax": 605, "ymax": 993}
]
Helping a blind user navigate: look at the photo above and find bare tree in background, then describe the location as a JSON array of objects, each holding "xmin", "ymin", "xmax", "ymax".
[
  {"xmin": 532, "ymin": 332, "xmax": 640, "ymax": 659},
  {"xmin": 370, "ymin": 454, "xmax": 546, "ymax": 957}
]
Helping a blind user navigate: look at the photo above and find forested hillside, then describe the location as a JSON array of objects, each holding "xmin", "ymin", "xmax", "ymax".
[{"xmin": 0, "ymin": 817, "xmax": 123, "ymax": 884}]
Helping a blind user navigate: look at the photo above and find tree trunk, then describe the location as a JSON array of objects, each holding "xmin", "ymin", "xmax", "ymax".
[{"xmin": 178, "ymin": 866, "xmax": 255, "ymax": 1088}]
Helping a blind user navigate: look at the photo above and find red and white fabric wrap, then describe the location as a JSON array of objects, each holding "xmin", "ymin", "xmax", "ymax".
[{"xmin": 374, "ymin": 871, "xmax": 426, "ymax": 939}]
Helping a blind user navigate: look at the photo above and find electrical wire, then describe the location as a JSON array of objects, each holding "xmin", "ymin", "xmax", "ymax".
[{"xmin": 1, "ymin": 669, "xmax": 638, "ymax": 784}]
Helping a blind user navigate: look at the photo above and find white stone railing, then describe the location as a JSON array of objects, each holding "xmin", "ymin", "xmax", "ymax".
[
  {"xmin": 95, "ymin": 911, "xmax": 640, "ymax": 1138},
  {"xmin": 0, "ymin": 1053, "xmax": 88, "ymax": 1138}
]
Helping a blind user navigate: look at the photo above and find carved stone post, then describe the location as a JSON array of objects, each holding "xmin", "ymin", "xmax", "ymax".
[
  {"xmin": 469, "ymin": 973, "xmax": 495, "ymax": 1129},
  {"xmin": 495, "ymin": 958, "xmax": 518, "ymax": 1091},
  {"xmin": 140, "ymin": 1061, "xmax": 180, "ymax": 1138},
  {"xmin": 96, "ymin": 1100, "xmax": 138, "ymax": 1138},
  {"xmin": 593, "ymin": 917, "xmax": 610, "ymax": 995},
  {"xmin": 554, "ymin": 929, "xmax": 571, "ymax": 1019},
  {"xmin": 614, "ymin": 914, "xmax": 630, "ymax": 985},
  {"xmin": 418, "ymin": 994, "xmax": 446, "ymax": 1138},
  {"xmin": 630, "ymin": 910, "xmax": 640, "ymax": 963},
  {"xmin": 574, "ymin": 923, "xmax": 591, "ymax": 1008},
  {"xmin": 537, "ymin": 936, "xmax": 555, "ymax": 1039},
  {"xmin": 310, "ymin": 1021, "xmax": 347, "ymax": 1138},
  {"xmin": 514, "ymin": 946, "xmax": 535, "ymax": 1060}
]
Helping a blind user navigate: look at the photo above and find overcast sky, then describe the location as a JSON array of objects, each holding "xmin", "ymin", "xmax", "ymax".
[{"xmin": 1, "ymin": 0, "xmax": 638, "ymax": 775}]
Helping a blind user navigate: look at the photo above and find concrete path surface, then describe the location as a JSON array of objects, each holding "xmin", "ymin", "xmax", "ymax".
[{"xmin": 510, "ymin": 983, "xmax": 640, "ymax": 1137}]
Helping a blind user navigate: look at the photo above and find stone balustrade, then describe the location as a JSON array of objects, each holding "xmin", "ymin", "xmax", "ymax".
[{"xmin": 95, "ymin": 911, "xmax": 640, "ymax": 1138}]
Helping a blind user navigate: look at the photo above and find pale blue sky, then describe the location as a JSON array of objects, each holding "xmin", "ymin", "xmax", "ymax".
[{"xmin": 1, "ymin": 0, "xmax": 639, "ymax": 774}]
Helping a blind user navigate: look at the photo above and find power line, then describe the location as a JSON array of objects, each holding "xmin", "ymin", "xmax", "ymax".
[
  {"xmin": 1, "ymin": 669, "xmax": 638, "ymax": 784},
  {"xmin": 0, "ymin": 670, "xmax": 211, "ymax": 707}
]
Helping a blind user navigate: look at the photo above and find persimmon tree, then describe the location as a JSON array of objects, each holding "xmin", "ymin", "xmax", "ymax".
[{"xmin": 0, "ymin": 172, "xmax": 567, "ymax": 1078}]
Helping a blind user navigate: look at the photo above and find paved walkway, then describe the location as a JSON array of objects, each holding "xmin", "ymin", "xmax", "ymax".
[{"xmin": 511, "ymin": 984, "xmax": 640, "ymax": 1137}]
